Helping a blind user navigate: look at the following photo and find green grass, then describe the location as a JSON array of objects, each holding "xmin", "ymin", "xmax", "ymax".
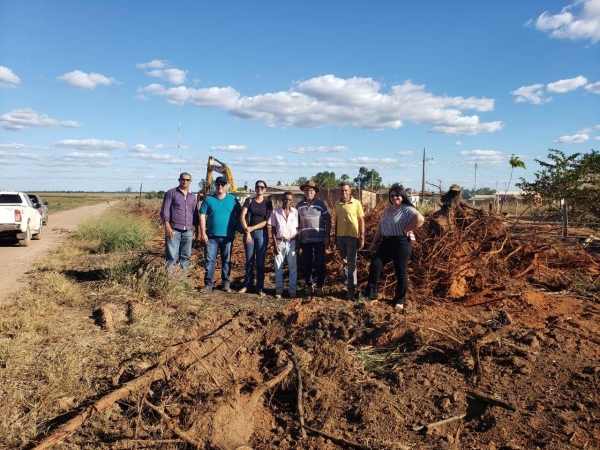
[{"xmin": 75, "ymin": 213, "xmax": 153, "ymax": 253}]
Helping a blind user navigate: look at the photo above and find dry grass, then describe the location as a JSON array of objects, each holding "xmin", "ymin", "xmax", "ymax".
[{"xmin": 0, "ymin": 201, "xmax": 193, "ymax": 449}]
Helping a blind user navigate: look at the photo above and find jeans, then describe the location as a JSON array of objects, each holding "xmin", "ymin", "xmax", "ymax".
[
  {"xmin": 243, "ymin": 228, "xmax": 268, "ymax": 291},
  {"xmin": 204, "ymin": 236, "xmax": 233, "ymax": 288},
  {"xmin": 274, "ymin": 240, "xmax": 297, "ymax": 293},
  {"xmin": 300, "ymin": 241, "xmax": 325, "ymax": 288},
  {"xmin": 165, "ymin": 229, "xmax": 194, "ymax": 271},
  {"xmin": 368, "ymin": 236, "xmax": 412, "ymax": 301},
  {"xmin": 337, "ymin": 236, "xmax": 358, "ymax": 289}
]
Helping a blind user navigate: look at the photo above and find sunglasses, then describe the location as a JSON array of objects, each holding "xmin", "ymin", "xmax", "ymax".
[
  {"xmin": 390, "ymin": 194, "xmax": 401, "ymax": 199},
  {"xmin": 180, "ymin": 178, "xmax": 191, "ymax": 182},
  {"xmin": 215, "ymin": 182, "xmax": 226, "ymax": 187},
  {"xmin": 255, "ymin": 186, "xmax": 266, "ymax": 190}
]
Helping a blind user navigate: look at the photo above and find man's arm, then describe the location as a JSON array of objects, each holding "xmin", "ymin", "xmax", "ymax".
[
  {"xmin": 358, "ymin": 216, "xmax": 365, "ymax": 250},
  {"xmin": 160, "ymin": 192, "xmax": 174, "ymax": 239},
  {"xmin": 199, "ymin": 213, "xmax": 208, "ymax": 245}
]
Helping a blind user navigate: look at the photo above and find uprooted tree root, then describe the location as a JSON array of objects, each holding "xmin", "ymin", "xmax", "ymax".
[{"xmin": 31, "ymin": 310, "xmax": 294, "ymax": 450}]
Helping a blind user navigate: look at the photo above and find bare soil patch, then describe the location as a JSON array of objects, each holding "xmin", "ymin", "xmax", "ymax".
[{"xmin": 1, "ymin": 198, "xmax": 599, "ymax": 450}]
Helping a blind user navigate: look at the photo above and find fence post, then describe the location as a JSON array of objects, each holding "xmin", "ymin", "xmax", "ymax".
[{"xmin": 561, "ymin": 198, "xmax": 568, "ymax": 238}]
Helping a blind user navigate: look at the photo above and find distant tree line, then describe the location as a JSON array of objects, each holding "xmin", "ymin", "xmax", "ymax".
[
  {"xmin": 292, "ymin": 167, "xmax": 384, "ymax": 190},
  {"xmin": 517, "ymin": 149, "xmax": 599, "ymax": 220}
]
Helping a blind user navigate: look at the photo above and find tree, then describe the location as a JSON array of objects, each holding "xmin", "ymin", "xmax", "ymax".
[
  {"xmin": 353, "ymin": 167, "xmax": 383, "ymax": 190},
  {"xmin": 293, "ymin": 176, "xmax": 308, "ymax": 186},
  {"xmin": 125, "ymin": 186, "xmax": 133, "ymax": 193},
  {"xmin": 312, "ymin": 171, "xmax": 338, "ymax": 189},
  {"xmin": 277, "ymin": 180, "xmax": 282, "ymax": 186},
  {"xmin": 197, "ymin": 178, "xmax": 207, "ymax": 192},
  {"xmin": 517, "ymin": 149, "xmax": 600, "ymax": 219},
  {"xmin": 462, "ymin": 187, "xmax": 496, "ymax": 199},
  {"xmin": 339, "ymin": 174, "xmax": 352, "ymax": 186}
]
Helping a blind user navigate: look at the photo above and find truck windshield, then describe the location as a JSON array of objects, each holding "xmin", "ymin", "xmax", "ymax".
[{"xmin": 0, "ymin": 194, "xmax": 22, "ymax": 204}]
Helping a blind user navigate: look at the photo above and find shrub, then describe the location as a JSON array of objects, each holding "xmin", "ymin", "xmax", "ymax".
[{"xmin": 76, "ymin": 214, "xmax": 153, "ymax": 253}]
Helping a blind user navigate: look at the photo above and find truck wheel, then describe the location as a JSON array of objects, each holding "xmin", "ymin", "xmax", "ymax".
[
  {"xmin": 19, "ymin": 225, "xmax": 31, "ymax": 247},
  {"xmin": 33, "ymin": 220, "xmax": 43, "ymax": 240}
]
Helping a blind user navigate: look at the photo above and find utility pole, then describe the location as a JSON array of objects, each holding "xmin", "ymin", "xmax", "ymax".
[
  {"xmin": 178, "ymin": 121, "xmax": 182, "ymax": 173},
  {"xmin": 473, "ymin": 163, "xmax": 478, "ymax": 193},
  {"xmin": 421, "ymin": 148, "xmax": 426, "ymax": 206}
]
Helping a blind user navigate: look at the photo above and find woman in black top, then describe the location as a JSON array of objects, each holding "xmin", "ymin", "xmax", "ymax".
[{"xmin": 239, "ymin": 180, "xmax": 273, "ymax": 296}]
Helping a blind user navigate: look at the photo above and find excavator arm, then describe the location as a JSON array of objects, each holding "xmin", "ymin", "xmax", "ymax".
[{"xmin": 206, "ymin": 156, "xmax": 237, "ymax": 194}]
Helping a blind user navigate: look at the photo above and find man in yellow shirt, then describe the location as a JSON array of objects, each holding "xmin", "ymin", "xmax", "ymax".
[{"xmin": 334, "ymin": 182, "xmax": 365, "ymax": 300}]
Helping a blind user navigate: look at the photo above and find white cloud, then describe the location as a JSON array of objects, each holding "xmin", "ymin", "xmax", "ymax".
[
  {"xmin": 137, "ymin": 75, "xmax": 501, "ymax": 135},
  {"xmin": 430, "ymin": 121, "xmax": 504, "ymax": 136},
  {"xmin": 0, "ymin": 143, "xmax": 47, "ymax": 150},
  {"xmin": 1, "ymin": 109, "xmax": 80, "ymax": 131},
  {"xmin": 397, "ymin": 150, "xmax": 414, "ymax": 156},
  {"xmin": 288, "ymin": 146, "xmax": 348, "ymax": 154},
  {"xmin": 579, "ymin": 124, "xmax": 600, "ymax": 133},
  {"xmin": 155, "ymin": 143, "xmax": 188, "ymax": 150},
  {"xmin": 54, "ymin": 139, "xmax": 125, "ymax": 150},
  {"xmin": 585, "ymin": 81, "xmax": 600, "ymax": 93},
  {"xmin": 0, "ymin": 150, "xmax": 45, "ymax": 160},
  {"xmin": 130, "ymin": 144, "xmax": 151, "ymax": 153},
  {"xmin": 458, "ymin": 149, "xmax": 505, "ymax": 165},
  {"xmin": 531, "ymin": 0, "xmax": 600, "ymax": 44},
  {"xmin": 510, "ymin": 84, "xmax": 551, "ymax": 104},
  {"xmin": 146, "ymin": 68, "xmax": 187, "ymax": 85},
  {"xmin": 57, "ymin": 70, "xmax": 117, "ymax": 89},
  {"xmin": 136, "ymin": 60, "xmax": 169, "ymax": 69},
  {"xmin": 211, "ymin": 145, "xmax": 249, "ymax": 153},
  {"xmin": 64, "ymin": 152, "xmax": 110, "ymax": 159},
  {"xmin": 546, "ymin": 75, "xmax": 588, "ymax": 93},
  {"xmin": 554, "ymin": 133, "xmax": 590, "ymax": 144},
  {"xmin": 455, "ymin": 141, "xmax": 463, "ymax": 146},
  {"xmin": 595, "ymin": 136, "xmax": 600, "ymax": 140},
  {"xmin": 0, "ymin": 66, "xmax": 20, "ymax": 88}
]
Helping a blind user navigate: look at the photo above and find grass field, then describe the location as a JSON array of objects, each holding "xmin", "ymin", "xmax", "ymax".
[{"xmin": 29, "ymin": 193, "xmax": 136, "ymax": 213}]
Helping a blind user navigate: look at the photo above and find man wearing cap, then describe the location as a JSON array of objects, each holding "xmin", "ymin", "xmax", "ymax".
[
  {"xmin": 199, "ymin": 176, "xmax": 242, "ymax": 293},
  {"xmin": 160, "ymin": 172, "xmax": 199, "ymax": 272},
  {"xmin": 296, "ymin": 180, "xmax": 331, "ymax": 296},
  {"xmin": 334, "ymin": 182, "xmax": 365, "ymax": 300}
]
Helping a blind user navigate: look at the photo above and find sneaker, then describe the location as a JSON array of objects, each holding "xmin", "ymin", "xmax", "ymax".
[
  {"xmin": 258, "ymin": 291, "xmax": 265, "ymax": 297},
  {"xmin": 289, "ymin": 292, "xmax": 297, "ymax": 299},
  {"xmin": 346, "ymin": 289, "xmax": 355, "ymax": 301},
  {"xmin": 305, "ymin": 285, "xmax": 313, "ymax": 296},
  {"xmin": 199, "ymin": 285, "xmax": 212, "ymax": 293},
  {"xmin": 316, "ymin": 287, "xmax": 324, "ymax": 297},
  {"xmin": 239, "ymin": 287, "xmax": 248, "ymax": 294},
  {"xmin": 394, "ymin": 302, "xmax": 405, "ymax": 310},
  {"xmin": 223, "ymin": 285, "xmax": 232, "ymax": 293},
  {"xmin": 275, "ymin": 290, "xmax": 283, "ymax": 299}
]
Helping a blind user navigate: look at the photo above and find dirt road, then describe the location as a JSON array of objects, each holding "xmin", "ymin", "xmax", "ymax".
[{"xmin": 0, "ymin": 202, "xmax": 114, "ymax": 302}]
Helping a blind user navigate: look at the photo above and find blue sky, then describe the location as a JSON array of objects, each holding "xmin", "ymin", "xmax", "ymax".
[{"xmin": 1, "ymin": 0, "xmax": 599, "ymax": 193}]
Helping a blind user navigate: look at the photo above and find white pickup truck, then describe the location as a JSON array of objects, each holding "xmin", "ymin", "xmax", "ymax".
[{"xmin": 0, "ymin": 191, "xmax": 43, "ymax": 246}]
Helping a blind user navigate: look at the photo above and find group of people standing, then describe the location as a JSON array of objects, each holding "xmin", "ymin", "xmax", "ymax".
[{"xmin": 160, "ymin": 172, "xmax": 424, "ymax": 309}]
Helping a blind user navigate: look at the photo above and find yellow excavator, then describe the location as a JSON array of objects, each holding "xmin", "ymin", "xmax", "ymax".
[{"xmin": 205, "ymin": 155, "xmax": 251, "ymax": 195}]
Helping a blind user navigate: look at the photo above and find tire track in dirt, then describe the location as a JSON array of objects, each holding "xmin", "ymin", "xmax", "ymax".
[{"xmin": 0, "ymin": 201, "xmax": 115, "ymax": 303}]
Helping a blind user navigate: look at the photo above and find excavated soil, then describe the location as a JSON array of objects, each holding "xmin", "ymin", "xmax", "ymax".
[{"xmin": 26, "ymin": 198, "xmax": 600, "ymax": 449}]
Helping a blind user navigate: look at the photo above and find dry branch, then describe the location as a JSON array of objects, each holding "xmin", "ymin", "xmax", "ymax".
[
  {"xmin": 303, "ymin": 425, "xmax": 374, "ymax": 450},
  {"xmin": 412, "ymin": 413, "xmax": 467, "ymax": 432},
  {"xmin": 290, "ymin": 353, "xmax": 307, "ymax": 439}
]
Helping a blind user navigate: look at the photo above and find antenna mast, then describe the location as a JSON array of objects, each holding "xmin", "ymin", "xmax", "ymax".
[{"xmin": 178, "ymin": 121, "xmax": 182, "ymax": 173}]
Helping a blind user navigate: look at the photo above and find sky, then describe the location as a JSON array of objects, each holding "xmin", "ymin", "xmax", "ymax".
[{"xmin": 0, "ymin": 0, "xmax": 599, "ymax": 193}]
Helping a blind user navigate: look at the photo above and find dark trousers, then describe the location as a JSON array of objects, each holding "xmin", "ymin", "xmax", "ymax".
[
  {"xmin": 368, "ymin": 237, "xmax": 412, "ymax": 301},
  {"xmin": 301, "ymin": 241, "xmax": 326, "ymax": 288}
]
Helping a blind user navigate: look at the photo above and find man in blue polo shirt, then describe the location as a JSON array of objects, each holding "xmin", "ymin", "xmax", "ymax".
[
  {"xmin": 199, "ymin": 176, "xmax": 242, "ymax": 292},
  {"xmin": 160, "ymin": 172, "xmax": 199, "ymax": 272}
]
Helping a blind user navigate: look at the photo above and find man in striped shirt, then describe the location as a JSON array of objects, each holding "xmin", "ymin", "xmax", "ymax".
[{"xmin": 296, "ymin": 180, "xmax": 331, "ymax": 297}]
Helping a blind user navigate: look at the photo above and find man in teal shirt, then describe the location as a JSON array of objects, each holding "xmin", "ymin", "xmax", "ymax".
[{"xmin": 199, "ymin": 176, "xmax": 242, "ymax": 292}]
